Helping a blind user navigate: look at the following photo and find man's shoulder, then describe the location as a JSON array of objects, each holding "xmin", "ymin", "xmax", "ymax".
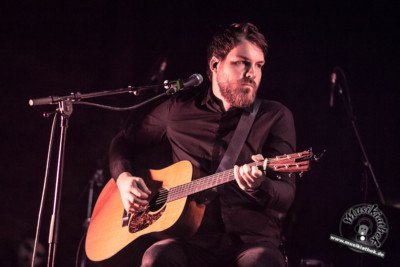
[
  {"xmin": 170, "ymin": 86, "xmax": 207, "ymax": 105},
  {"xmin": 258, "ymin": 99, "xmax": 292, "ymax": 116}
]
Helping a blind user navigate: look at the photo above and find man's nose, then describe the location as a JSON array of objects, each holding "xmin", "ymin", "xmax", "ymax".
[{"xmin": 245, "ymin": 65, "xmax": 256, "ymax": 79}]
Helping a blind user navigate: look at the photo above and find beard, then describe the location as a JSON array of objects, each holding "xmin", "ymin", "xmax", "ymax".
[{"xmin": 217, "ymin": 76, "xmax": 258, "ymax": 108}]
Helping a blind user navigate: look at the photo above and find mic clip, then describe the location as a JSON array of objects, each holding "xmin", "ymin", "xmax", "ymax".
[{"xmin": 163, "ymin": 79, "xmax": 183, "ymax": 95}]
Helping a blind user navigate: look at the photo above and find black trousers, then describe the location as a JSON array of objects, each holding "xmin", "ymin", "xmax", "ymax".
[{"xmin": 90, "ymin": 233, "xmax": 286, "ymax": 267}]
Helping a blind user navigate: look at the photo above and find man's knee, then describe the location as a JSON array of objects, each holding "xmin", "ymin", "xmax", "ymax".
[
  {"xmin": 236, "ymin": 245, "xmax": 285, "ymax": 267},
  {"xmin": 141, "ymin": 239, "xmax": 188, "ymax": 267}
]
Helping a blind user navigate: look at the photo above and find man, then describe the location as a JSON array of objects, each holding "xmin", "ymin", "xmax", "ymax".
[{"xmin": 108, "ymin": 22, "xmax": 296, "ymax": 266}]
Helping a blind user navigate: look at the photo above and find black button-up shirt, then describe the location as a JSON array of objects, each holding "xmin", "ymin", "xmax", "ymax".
[{"xmin": 109, "ymin": 87, "xmax": 296, "ymax": 246}]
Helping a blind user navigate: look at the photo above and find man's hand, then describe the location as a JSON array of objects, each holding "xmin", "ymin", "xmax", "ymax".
[
  {"xmin": 234, "ymin": 154, "xmax": 265, "ymax": 191},
  {"xmin": 116, "ymin": 172, "xmax": 152, "ymax": 213}
]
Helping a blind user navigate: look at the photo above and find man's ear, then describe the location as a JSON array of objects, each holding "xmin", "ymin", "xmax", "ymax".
[{"xmin": 209, "ymin": 56, "xmax": 219, "ymax": 74}]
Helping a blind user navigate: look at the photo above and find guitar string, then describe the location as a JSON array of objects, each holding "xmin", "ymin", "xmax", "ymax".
[
  {"xmin": 169, "ymin": 168, "xmax": 235, "ymax": 200},
  {"xmin": 156, "ymin": 163, "xmax": 309, "ymax": 205},
  {"xmin": 168, "ymin": 160, "xmax": 263, "ymax": 201},
  {"xmin": 166, "ymin": 160, "xmax": 309, "ymax": 202},
  {"xmin": 156, "ymin": 170, "xmax": 232, "ymax": 204},
  {"xmin": 164, "ymin": 157, "xmax": 309, "ymax": 202},
  {"xmin": 154, "ymin": 153, "xmax": 310, "ymax": 204}
]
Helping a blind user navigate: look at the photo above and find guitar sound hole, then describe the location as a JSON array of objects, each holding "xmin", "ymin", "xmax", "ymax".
[{"xmin": 149, "ymin": 188, "xmax": 168, "ymax": 212}]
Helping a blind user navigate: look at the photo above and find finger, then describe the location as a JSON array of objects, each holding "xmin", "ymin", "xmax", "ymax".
[
  {"xmin": 134, "ymin": 197, "xmax": 149, "ymax": 206},
  {"xmin": 131, "ymin": 183, "xmax": 149, "ymax": 199},
  {"xmin": 127, "ymin": 191, "xmax": 148, "ymax": 207},
  {"xmin": 123, "ymin": 198, "xmax": 134, "ymax": 213},
  {"xmin": 126, "ymin": 193, "xmax": 135, "ymax": 204},
  {"xmin": 136, "ymin": 178, "xmax": 152, "ymax": 195},
  {"xmin": 131, "ymin": 205, "xmax": 146, "ymax": 213},
  {"xmin": 251, "ymin": 166, "xmax": 263, "ymax": 178},
  {"xmin": 242, "ymin": 164, "xmax": 254, "ymax": 179},
  {"xmin": 122, "ymin": 201, "xmax": 130, "ymax": 213},
  {"xmin": 234, "ymin": 165, "xmax": 246, "ymax": 190},
  {"xmin": 240, "ymin": 165, "xmax": 255, "ymax": 187},
  {"xmin": 251, "ymin": 154, "xmax": 264, "ymax": 162},
  {"xmin": 250, "ymin": 166, "xmax": 264, "ymax": 189},
  {"xmin": 129, "ymin": 203, "xmax": 142, "ymax": 213}
]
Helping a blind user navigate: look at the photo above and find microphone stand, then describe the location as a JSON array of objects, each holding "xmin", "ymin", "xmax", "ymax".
[
  {"xmin": 47, "ymin": 100, "xmax": 71, "ymax": 267},
  {"xmin": 28, "ymin": 81, "xmax": 181, "ymax": 106},
  {"xmin": 334, "ymin": 68, "xmax": 386, "ymax": 205},
  {"xmin": 29, "ymin": 81, "xmax": 181, "ymax": 267}
]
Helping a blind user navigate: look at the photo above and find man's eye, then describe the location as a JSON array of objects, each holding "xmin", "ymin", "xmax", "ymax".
[{"xmin": 234, "ymin": 61, "xmax": 250, "ymax": 67}]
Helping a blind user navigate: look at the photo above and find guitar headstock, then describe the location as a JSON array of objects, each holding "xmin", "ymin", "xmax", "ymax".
[{"xmin": 264, "ymin": 149, "xmax": 313, "ymax": 174}]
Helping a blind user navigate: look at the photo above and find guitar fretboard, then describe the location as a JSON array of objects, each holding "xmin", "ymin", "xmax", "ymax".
[
  {"xmin": 167, "ymin": 161, "xmax": 262, "ymax": 202},
  {"xmin": 164, "ymin": 150, "xmax": 311, "ymax": 203}
]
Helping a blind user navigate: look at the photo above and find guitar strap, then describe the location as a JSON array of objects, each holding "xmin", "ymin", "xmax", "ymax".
[
  {"xmin": 216, "ymin": 99, "xmax": 261, "ymax": 173},
  {"xmin": 200, "ymin": 99, "xmax": 261, "ymax": 204}
]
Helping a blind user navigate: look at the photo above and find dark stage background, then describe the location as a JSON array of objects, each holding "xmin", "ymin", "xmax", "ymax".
[{"xmin": 1, "ymin": 1, "xmax": 399, "ymax": 266}]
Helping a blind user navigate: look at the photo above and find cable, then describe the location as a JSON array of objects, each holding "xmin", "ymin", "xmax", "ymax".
[
  {"xmin": 31, "ymin": 112, "xmax": 58, "ymax": 267},
  {"xmin": 75, "ymin": 233, "xmax": 87, "ymax": 267},
  {"xmin": 73, "ymin": 92, "xmax": 167, "ymax": 111}
]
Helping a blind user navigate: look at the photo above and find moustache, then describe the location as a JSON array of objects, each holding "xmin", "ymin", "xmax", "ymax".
[{"xmin": 240, "ymin": 78, "xmax": 256, "ymax": 87}]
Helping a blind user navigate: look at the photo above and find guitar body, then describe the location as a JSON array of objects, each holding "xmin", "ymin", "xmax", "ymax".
[
  {"xmin": 85, "ymin": 150, "xmax": 312, "ymax": 262},
  {"xmin": 85, "ymin": 160, "xmax": 206, "ymax": 262}
]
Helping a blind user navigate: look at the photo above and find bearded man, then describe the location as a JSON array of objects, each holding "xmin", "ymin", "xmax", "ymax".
[{"xmin": 104, "ymin": 22, "xmax": 296, "ymax": 267}]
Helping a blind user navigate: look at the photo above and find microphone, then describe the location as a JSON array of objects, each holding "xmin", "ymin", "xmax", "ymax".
[
  {"xmin": 164, "ymin": 74, "xmax": 203, "ymax": 93},
  {"xmin": 329, "ymin": 72, "xmax": 337, "ymax": 107},
  {"xmin": 182, "ymin": 73, "xmax": 203, "ymax": 88}
]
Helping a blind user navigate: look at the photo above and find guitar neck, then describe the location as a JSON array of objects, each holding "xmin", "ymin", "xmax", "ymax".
[
  {"xmin": 167, "ymin": 161, "xmax": 261, "ymax": 202},
  {"xmin": 165, "ymin": 150, "xmax": 312, "ymax": 202}
]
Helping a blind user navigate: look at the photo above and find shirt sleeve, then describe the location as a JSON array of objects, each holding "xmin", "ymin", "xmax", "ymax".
[
  {"xmin": 245, "ymin": 105, "xmax": 297, "ymax": 211},
  {"xmin": 109, "ymin": 99, "xmax": 172, "ymax": 180}
]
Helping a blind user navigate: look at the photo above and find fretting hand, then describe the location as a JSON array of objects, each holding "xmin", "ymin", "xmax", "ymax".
[{"xmin": 234, "ymin": 154, "xmax": 265, "ymax": 191}]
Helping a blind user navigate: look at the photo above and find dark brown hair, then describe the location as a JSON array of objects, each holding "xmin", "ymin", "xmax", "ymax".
[{"xmin": 207, "ymin": 22, "xmax": 268, "ymax": 79}]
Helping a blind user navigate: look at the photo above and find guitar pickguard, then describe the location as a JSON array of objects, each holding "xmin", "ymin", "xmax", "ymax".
[
  {"xmin": 128, "ymin": 187, "xmax": 169, "ymax": 233},
  {"xmin": 128, "ymin": 206, "xmax": 166, "ymax": 233}
]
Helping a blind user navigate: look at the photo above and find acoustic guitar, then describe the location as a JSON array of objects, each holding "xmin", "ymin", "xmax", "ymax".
[{"xmin": 85, "ymin": 150, "xmax": 312, "ymax": 261}]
